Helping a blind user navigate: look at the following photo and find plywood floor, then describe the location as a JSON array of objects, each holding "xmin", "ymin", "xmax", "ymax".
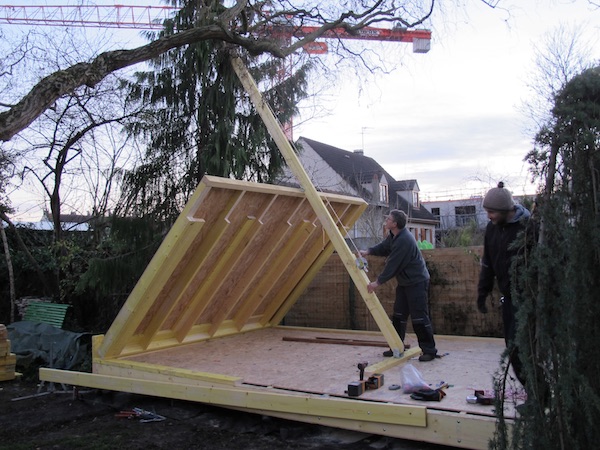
[{"xmin": 125, "ymin": 327, "xmax": 524, "ymax": 418}]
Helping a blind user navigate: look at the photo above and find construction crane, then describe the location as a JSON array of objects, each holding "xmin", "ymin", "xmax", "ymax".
[
  {"xmin": 0, "ymin": 5, "xmax": 431, "ymax": 51},
  {"xmin": 0, "ymin": 4, "xmax": 431, "ymax": 138},
  {"xmin": 0, "ymin": 5, "xmax": 175, "ymax": 30}
]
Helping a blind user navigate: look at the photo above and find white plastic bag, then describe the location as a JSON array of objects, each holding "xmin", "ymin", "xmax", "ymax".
[{"xmin": 400, "ymin": 363, "xmax": 430, "ymax": 393}]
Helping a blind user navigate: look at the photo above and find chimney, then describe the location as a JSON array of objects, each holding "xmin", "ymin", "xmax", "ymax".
[{"xmin": 354, "ymin": 149, "xmax": 364, "ymax": 155}]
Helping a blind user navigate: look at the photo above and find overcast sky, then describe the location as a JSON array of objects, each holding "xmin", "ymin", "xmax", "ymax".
[
  {"xmin": 4, "ymin": 1, "xmax": 600, "ymax": 220},
  {"xmin": 294, "ymin": 1, "xmax": 600, "ymax": 201}
]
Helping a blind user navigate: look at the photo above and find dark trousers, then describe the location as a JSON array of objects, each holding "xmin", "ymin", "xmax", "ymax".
[
  {"xmin": 392, "ymin": 280, "xmax": 437, "ymax": 355},
  {"xmin": 502, "ymin": 296, "xmax": 525, "ymax": 385}
]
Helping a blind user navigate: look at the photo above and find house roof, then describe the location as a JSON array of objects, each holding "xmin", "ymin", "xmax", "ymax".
[
  {"xmin": 298, "ymin": 137, "xmax": 436, "ymax": 223},
  {"xmin": 298, "ymin": 137, "xmax": 396, "ymax": 188},
  {"xmin": 390, "ymin": 192, "xmax": 437, "ymax": 222},
  {"xmin": 97, "ymin": 175, "xmax": 367, "ymax": 359},
  {"xmin": 391, "ymin": 179, "xmax": 419, "ymax": 192}
]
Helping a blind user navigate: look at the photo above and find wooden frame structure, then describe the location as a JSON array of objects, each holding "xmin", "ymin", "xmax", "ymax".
[{"xmin": 40, "ymin": 57, "xmax": 513, "ymax": 449}]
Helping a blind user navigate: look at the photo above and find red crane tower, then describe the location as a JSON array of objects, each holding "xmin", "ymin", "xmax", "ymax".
[{"xmin": 0, "ymin": 4, "xmax": 431, "ymax": 138}]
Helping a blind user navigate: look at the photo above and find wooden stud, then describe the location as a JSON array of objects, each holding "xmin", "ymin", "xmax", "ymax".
[
  {"xmin": 173, "ymin": 216, "xmax": 261, "ymax": 341},
  {"xmin": 98, "ymin": 180, "xmax": 215, "ymax": 358},
  {"xmin": 232, "ymin": 220, "xmax": 317, "ymax": 328}
]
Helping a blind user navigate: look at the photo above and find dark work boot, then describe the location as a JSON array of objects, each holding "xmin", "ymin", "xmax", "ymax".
[{"xmin": 383, "ymin": 342, "xmax": 411, "ymax": 357}]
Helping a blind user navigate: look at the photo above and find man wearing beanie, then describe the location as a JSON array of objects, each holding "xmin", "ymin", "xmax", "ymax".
[
  {"xmin": 360, "ymin": 209, "xmax": 437, "ymax": 361},
  {"xmin": 477, "ymin": 181, "xmax": 532, "ymax": 385}
]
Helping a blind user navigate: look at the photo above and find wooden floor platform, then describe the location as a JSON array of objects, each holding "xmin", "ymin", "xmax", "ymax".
[{"xmin": 124, "ymin": 326, "xmax": 523, "ymax": 418}]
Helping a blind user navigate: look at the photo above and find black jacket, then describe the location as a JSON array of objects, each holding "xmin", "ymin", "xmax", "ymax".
[{"xmin": 478, "ymin": 204, "xmax": 533, "ymax": 299}]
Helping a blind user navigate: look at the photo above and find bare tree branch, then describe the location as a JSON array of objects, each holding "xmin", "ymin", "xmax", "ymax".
[{"xmin": 0, "ymin": 1, "xmax": 435, "ymax": 142}]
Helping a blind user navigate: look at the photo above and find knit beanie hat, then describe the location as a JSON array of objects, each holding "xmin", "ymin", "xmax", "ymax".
[{"xmin": 483, "ymin": 182, "xmax": 514, "ymax": 211}]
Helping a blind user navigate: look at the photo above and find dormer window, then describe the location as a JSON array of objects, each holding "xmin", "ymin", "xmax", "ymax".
[
  {"xmin": 412, "ymin": 191, "xmax": 419, "ymax": 207},
  {"xmin": 379, "ymin": 183, "xmax": 389, "ymax": 204}
]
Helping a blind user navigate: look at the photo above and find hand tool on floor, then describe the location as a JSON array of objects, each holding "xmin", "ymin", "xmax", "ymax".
[
  {"xmin": 346, "ymin": 361, "xmax": 384, "ymax": 397},
  {"xmin": 474, "ymin": 390, "xmax": 494, "ymax": 405},
  {"xmin": 116, "ymin": 407, "xmax": 166, "ymax": 422}
]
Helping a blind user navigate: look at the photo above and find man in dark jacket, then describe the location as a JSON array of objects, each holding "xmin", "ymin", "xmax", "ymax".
[
  {"xmin": 477, "ymin": 182, "xmax": 532, "ymax": 384},
  {"xmin": 360, "ymin": 209, "xmax": 437, "ymax": 361}
]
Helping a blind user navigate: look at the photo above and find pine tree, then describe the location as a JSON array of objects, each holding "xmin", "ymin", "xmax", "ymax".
[
  {"xmin": 492, "ymin": 66, "xmax": 600, "ymax": 449},
  {"xmin": 118, "ymin": 0, "xmax": 310, "ymax": 223}
]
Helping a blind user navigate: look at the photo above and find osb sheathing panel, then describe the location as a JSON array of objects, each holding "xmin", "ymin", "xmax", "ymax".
[
  {"xmin": 122, "ymin": 326, "xmax": 516, "ymax": 417},
  {"xmin": 98, "ymin": 175, "xmax": 367, "ymax": 359}
]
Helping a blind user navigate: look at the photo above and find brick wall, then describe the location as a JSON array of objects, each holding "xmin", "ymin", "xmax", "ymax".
[{"xmin": 285, "ymin": 246, "xmax": 503, "ymax": 337}]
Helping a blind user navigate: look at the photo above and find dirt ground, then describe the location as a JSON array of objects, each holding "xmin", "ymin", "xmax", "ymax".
[{"xmin": 0, "ymin": 377, "xmax": 456, "ymax": 450}]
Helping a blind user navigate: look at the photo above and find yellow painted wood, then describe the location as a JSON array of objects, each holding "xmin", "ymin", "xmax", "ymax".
[
  {"xmin": 144, "ymin": 193, "xmax": 245, "ymax": 347},
  {"xmin": 255, "ymin": 229, "xmax": 329, "ymax": 326},
  {"xmin": 364, "ymin": 347, "xmax": 423, "ymax": 375},
  {"xmin": 232, "ymin": 220, "xmax": 317, "ymax": 329},
  {"xmin": 198, "ymin": 176, "xmax": 367, "ymax": 208},
  {"xmin": 93, "ymin": 358, "xmax": 242, "ymax": 386},
  {"xmin": 93, "ymin": 360, "xmax": 242, "ymax": 388},
  {"xmin": 40, "ymin": 368, "xmax": 426, "ymax": 427},
  {"xmin": 198, "ymin": 175, "xmax": 304, "ymax": 198},
  {"xmin": 209, "ymin": 218, "xmax": 294, "ymax": 333},
  {"xmin": 231, "ymin": 56, "xmax": 403, "ymax": 354},
  {"xmin": 269, "ymin": 203, "xmax": 367, "ymax": 325},
  {"xmin": 268, "ymin": 241, "xmax": 335, "ymax": 326},
  {"xmin": 98, "ymin": 182, "xmax": 211, "ymax": 358},
  {"xmin": 185, "ymin": 320, "xmax": 265, "ymax": 342},
  {"xmin": 131, "ymin": 220, "xmax": 211, "ymax": 344},
  {"xmin": 236, "ymin": 406, "xmax": 497, "ymax": 450},
  {"xmin": 98, "ymin": 170, "xmax": 367, "ymax": 358},
  {"xmin": 100, "ymin": 180, "xmax": 245, "ymax": 357},
  {"xmin": 173, "ymin": 216, "xmax": 260, "ymax": 340},
  {"xmin": 92, "ymin": 334, "xmax": 103, "ymax": 359},
  {"xmin": 205, "ymin": 217, "xmax": 264, "ymax": 337}
]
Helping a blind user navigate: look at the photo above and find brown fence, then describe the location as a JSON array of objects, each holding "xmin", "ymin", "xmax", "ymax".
[{"xmin": 285, "ymin": 246, "xmax": 503, "ymax": 337}]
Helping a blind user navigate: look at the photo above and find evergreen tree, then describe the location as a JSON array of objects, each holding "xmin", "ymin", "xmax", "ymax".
[
  {"xmin": 492, "ymin": 66, "xmax": 600, "ymax": 449},
  {"xmin": 118, "ymin": 0, "xmax": 311, "ymax": 222},
  {"xmin": 77, "ymin": 1, "xmax": 311, "ymax": 327}
]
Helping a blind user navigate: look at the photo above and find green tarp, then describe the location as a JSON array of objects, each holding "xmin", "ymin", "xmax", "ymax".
[{"xmin": 7, "ymin": 321, "xmax": 90, "ymax": 371}]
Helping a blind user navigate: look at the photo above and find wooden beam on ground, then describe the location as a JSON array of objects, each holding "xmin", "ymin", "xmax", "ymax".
[
  {"xmin": 364, "ymin": 347, "xmax": 422, "ymax": 376},
  {"xmin": 230, "ymin": 56, "xmax": 404, "ymax": 355},
  {"xmin": 282, "ymin": 336, "xmax": 389, "ymax": 347},
  {"xmin": 40, "ymin": 368, "xmax": 426, "ymax": 428}
]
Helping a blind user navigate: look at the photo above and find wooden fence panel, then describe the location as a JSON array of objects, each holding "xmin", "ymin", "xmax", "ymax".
[{"xmin": 285, "ymin": 246, "xmax": 503, "ymax": 337}]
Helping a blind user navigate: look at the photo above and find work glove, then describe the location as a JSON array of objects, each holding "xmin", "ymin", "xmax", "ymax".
[
  {"xmin": 477, "ymin": 295, "xmax": 488, "ymax": 314},
  {"xmin": 410, "ymin": 388, "xmax": 446, "ymax": 402}
]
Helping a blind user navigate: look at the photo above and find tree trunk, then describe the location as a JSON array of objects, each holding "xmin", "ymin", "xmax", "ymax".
[
  {"xmin": 0, "ymin": 211, "xmax": 56, "ymax": 296},
  {"xmin": 0, "ymin": 223, "xmax": 16, "ymax": 323}
]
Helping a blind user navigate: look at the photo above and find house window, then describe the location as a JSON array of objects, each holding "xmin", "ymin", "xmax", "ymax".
[
  {"xmin": 412, "ymin": 191, "xmax": 419, "ymax": 207},
  {"xmin": 431, "ymin": 207, "xmax": 441, "ymax": 229},
  {"xmin": 379, "ymin": 183, "xmax": 388, "ymax": 204},
  {"xmin": 455, "ymin": 205, "xmax": 477, "ymax": 227}
]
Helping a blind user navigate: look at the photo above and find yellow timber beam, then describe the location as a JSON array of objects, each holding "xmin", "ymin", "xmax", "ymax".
[
  {"xmin": 230, "ymin": 56, "xmax": 404, "ymax": 355},
  {"xmin": 40, "ymin": 368, "xmax": 426, "ymax": 428}
]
